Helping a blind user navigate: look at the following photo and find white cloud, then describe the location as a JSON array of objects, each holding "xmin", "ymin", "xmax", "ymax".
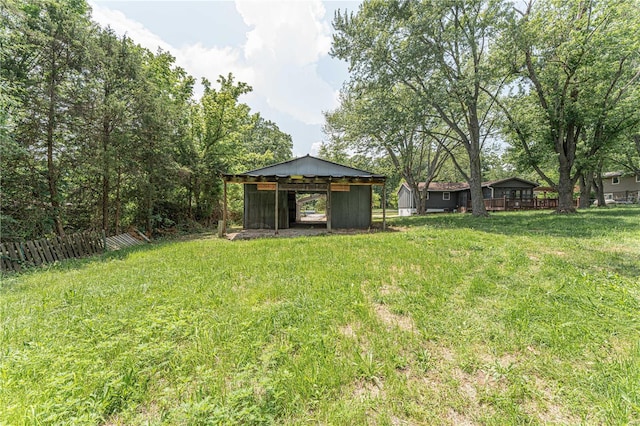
[
  {"xmin": 310, "ymin": 141, "xmax": 323, "ymax": 156},
  {"xmin": 235, "ymin": 0, "xmax": 338, "ymax": 124},
  {"xmin": 88, "ymin": 0, "xmax": 345, "ymax": 152},
  {"xmin": 90, "ymin": 4, "xmax": 171, "ymax": 53}
]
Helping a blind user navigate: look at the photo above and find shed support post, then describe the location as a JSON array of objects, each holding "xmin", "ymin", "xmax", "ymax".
[
  {"xmin": 223, "ymin": 180, "xmax": 228, "ymax": 235},
  {"xmin": 370, "ymin": 185, "xmax": 373, "ymax": 227},
  {"xmin": 382, "ymin": 184, "xmax": 386, "ymax": 231},
  {"xmin": 326, "ymin": 184, "xmax": 332, "ymax": 233},
  {"xmin": 275, "ymin": 181, "xmax": 279, "ymax": 235}
]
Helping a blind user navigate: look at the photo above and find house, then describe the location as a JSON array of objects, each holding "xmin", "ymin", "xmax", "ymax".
[
  {"xmin": 397, "ymin": 177, "xmax": 539, "ymax": 215},
  {"xmin": 223, "ymin": 155, "xmax": 386, "ymax": 232},
  {"xmin": 601, "ymin": 171, "xmax": 640, "ymax": 203}
]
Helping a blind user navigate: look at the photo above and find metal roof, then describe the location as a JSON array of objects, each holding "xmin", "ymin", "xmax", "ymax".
[
  {"xmin": 223, "ymin": 155, "xmax": 386, "ymax": 184},
  {"xmin": 241, "ymin": 155, "xmax": 384, "ymax": 178}
]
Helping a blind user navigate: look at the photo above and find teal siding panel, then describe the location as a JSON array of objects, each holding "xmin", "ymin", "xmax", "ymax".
[
  {"xmin": 332, "ymin": 186, "xmax": 371, "ymax": 229},
  {"xmin": 244, "ymin": 185, "xmax": 289, "ymax": 229}
]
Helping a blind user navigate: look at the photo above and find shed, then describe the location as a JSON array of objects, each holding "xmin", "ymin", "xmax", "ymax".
[{"xmin": 223, "ymin": 155, "xmax": 387, "ymax": 233}]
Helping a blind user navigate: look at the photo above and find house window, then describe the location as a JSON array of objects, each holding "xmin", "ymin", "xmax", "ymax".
[
  {"xmin": 636, "ymin": 175, "xmax": 640, "ymax": 183},
  {"xmin": 443, "ymin": 192, "xmax": 450, "ymax": 201},
  {"xmin": 605, "ymin": 193, "xmax": 613, "ymax": 200},
  {"xmin": 426, "ymin": 191, "xmax": 429, "ymax": 200},
  {"xmin": 612, "ymin": 177, "xmax": 620, "ymax": 184}
]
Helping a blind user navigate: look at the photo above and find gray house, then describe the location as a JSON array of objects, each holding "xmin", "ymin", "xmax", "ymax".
[
  {"xmin": 601, "ymin": 171, "xmax": 640, "ymax": 203},
  {"xmin": 397, "ymin": 177, "xmax": 539, "ymax": 215},
  {"xmin": 223, "ymin": 155, "xmax": 386, "ymax": 232}
]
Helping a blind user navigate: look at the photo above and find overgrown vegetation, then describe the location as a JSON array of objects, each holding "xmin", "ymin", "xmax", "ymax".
[
  {"xmin": 0, "ymin": 0, "xmax": 293, "ymax": 241},
  {"xmin": 1, "ymin": 208, "xmax": 638, "ymax": 424}
]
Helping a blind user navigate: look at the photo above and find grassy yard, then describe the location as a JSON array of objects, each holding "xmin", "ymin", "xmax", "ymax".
[{"xmin": 1, "ymin": 208, "xmax": 639, "ymax": 425}]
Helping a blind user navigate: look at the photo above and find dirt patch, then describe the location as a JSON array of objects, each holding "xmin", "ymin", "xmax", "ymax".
[
  {"xmin": 446, "ymin": 408, "xmax": 477, "ymax": 426},
  {"xmin": 524, "ymin": 376, "xmax": 579, "ymax": 424},
  {"xmin": 353, "ymin": 378, "xmax": 384, "ymax": 401},
  {"xmin": 339, "ymin": 323, "xmax": 358, "ymax": 339},
  {"xmin": 378, "ymin": 284, "xmax": 397, "ymax": 297},
  {"xmin": 373, "ymin": 303, "xmax": 416, "ymax": 333}
]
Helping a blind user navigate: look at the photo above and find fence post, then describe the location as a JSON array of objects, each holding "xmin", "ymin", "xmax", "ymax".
[{"xmin": 102, "ymin": 229, "xmax": 108, "ymax": 252}]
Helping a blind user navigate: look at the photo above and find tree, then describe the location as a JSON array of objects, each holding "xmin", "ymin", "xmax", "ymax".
[
  {"xmin": 88, "ymin": 28, "xmax": 142, "ymax": 234},
  {"xmin": 324, "ymin": 82, "xmax": 453, "ymax": 214},
  {"xmin": 332, "ymin": 0, "xmax": 513, "ymax": 216},
  {"xmin": 498, "ymin": 0, "xmax": 640, "ymax": 212},
  {"xmin": 2, "ymin": 0, "xmax": 92, "ymax": 236}
]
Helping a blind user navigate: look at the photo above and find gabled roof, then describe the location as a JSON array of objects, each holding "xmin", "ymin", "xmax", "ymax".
[
  {"xmin": 223, "ymin": 155, "xmax": 386, "ymax": 184},
  {"xmin": 399, "ymin": 177, "xmax": 539, "ymax": 193},
  {"xmin": 483, "ymin": 177, "xmax": 540, "ymax": 187},
  {"xmin": 240, "ymin": 154, "xmax": 383, "ymax": 178}
]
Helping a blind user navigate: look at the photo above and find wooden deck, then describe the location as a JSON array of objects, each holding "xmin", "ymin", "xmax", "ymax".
[{"xmin": 478, "ymin": 197, "xmax": 560, "ymax": 211}]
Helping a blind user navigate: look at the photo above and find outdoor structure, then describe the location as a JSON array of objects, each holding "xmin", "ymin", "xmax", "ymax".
[
  {"xmin": 223, "ymin": 155, "xmax": 386, "ymax": 233},
  {"xmin": 397, "ymin": 177, "xmax": 541, "ymax": 215},
  {"xmin": 601, "ymin": 171, "xmax": 640, "ymax": 204}
]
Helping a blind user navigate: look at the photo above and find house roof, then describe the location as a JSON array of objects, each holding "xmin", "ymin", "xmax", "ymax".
[
  {"xmin": 223, "ymin": 155, "xmax": 386, "ymax": 185},
  {"xmin": 400, "ymin": 177, "xmax": 539, "ymax": 193},
  {"xmin": 602, "ymin": 171, "xmax": 625, "ymax": 178}
]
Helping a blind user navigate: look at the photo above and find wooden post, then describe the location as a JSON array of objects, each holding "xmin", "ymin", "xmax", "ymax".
[
  {"xmin": 223, "ymin": 180, "xmax": 228, "ymax": 235},
  {"xmin": 275, "ymin": 180, "xmax": 279, "ymax": 235},
  {"xmin": 382, "ymin": 184, "xmax": 386, "ymax": 231},
  {"xmin": 370, "ymin": 185, "xmax": 373, "ymax": 227},
  {"xmin": 326, "ymin": 183, "xmax": 332, "ymax": 233}
]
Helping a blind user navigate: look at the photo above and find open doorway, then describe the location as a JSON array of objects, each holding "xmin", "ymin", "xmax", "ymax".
[{"xmin": 287, "ymin": 192, "xmax": 327, "ymax": 227}]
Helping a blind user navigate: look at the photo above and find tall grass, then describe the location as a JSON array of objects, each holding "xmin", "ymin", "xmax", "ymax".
[{"xmin": 1, "ymin": 208, "xmax": 639, "ymax": 424}]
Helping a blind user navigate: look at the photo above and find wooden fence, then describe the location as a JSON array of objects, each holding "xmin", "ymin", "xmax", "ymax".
[{"xmin": 1, "ymin": 230, "xmax": 148, "ymax": 274}]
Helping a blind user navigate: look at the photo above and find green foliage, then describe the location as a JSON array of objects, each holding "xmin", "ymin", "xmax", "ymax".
[
  {"xmin": 496, "ymin": 0, "xmax": 640, "ymax": 211},
  {"xmin": 331, "ymin": 0, "xmax": 516, "ymax": 216},
  {"xmin": 0, "ymin": 1, "xmax": 293, "ymax": 240},
  {"xmin": 1, "ymin": 208, "xmax": 639, "ymax": 424}
]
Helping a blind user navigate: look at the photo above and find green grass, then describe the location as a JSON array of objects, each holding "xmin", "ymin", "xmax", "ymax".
[{"xmin": 1, "ymin": 208, "xmax": 639, "ymax": 424}]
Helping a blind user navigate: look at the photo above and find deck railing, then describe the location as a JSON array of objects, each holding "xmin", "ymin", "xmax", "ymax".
[{"xmin": 476, "ymin": 197, "xmax": 561, "ymax": 211}]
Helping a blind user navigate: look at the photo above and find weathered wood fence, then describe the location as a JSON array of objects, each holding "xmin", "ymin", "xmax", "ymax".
[{"xmin": 1, "ymin": 230, "xmax": 149, "ymax": 274}]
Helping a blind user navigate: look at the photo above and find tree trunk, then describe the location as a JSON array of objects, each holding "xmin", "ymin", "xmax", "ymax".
[
  {"xmin": 593, "ymin": 172, "xmax": 607, "ymax": 208},
  {"xmin": 556, "ymin": 157, "xmax": 576, "ymax": 213},
  {"xmin": 46, "ymin": 57, "xmax": 65, "ymax": 237},
  {"xmin": 468, "ymin": 145, "xmax": 488, "ymax": 217},
  {"xmin": 188, "ymin": 175, "xmax": 193, "ymax": 220},
  {"xmin": 114, "ymin": 167, "xmax": 122, "ymax": 234},
  {"xmin": 101, "ymin": 120, "xmax": 110, "ymax": 234},
  {"xmin": 578, "ymin": 172, "xmax": 593, "ymax": 209}
]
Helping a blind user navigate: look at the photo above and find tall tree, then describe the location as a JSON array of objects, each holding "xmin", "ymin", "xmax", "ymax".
[
  {"xmin": 3, "ymin": 0, "xmax": 92, "ymax": 235},
  {"xmin": 332, "ymin": 0, "xmax": 513, "ymax": 216},
  {"xmin": 88, "ymin": 28, "xmax": 142, "ymax": 234},
  {"xmin": 324, "ymin": 82, "xmax": 453, "ymax": 214},
  {"xmin": 497, "ymin": 0, "xmax": 640, "ymax": 212}
]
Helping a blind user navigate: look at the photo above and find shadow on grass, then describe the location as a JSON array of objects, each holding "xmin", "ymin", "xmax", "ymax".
[{"xmin": 388, "ymin": 206, "xmax": 640, "ymax": 239}]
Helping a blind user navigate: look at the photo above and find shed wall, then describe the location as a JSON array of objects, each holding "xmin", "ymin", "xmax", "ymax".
[
  {"xmin": 332, "ymin": 185, "xmax": 371, "ymax": 228},
  {"xmin": 398, "ymin": 186, "xmax": 413, "ymax": 209},
  {"xmin": 244, "ymin": 185, "xmax": 289, "ymax": 229}
]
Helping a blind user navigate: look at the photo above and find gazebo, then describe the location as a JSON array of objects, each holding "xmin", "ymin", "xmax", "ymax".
[{"xmin": 222, "ymin": 155, "xmax": 387, "ymax": 234}]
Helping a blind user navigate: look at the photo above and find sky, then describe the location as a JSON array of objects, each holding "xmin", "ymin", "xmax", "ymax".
[{"xmin": 89, "ymin": 0, "xmax": 362, "ymax": 156}]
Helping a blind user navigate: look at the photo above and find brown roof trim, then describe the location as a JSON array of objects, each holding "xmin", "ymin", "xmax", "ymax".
[
  {"xmin": 399, "ymin": 177, "xmax": 539, "ymax": 193},
  {"xmin": 223, "ymin": 174, "xmax": 386, "ymax": 185}
]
